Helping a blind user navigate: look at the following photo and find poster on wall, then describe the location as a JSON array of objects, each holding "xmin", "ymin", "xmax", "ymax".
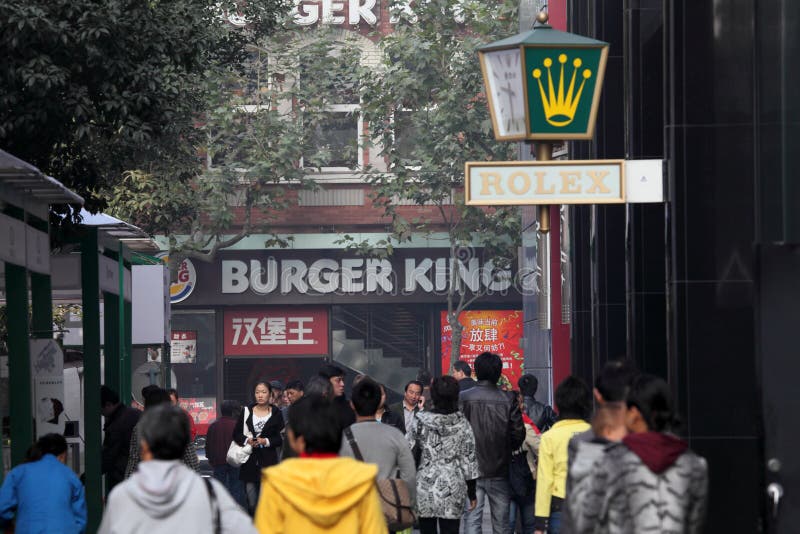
[
  {"xmin": 178, "ymin": 397, "xmax": 217, "ymax": 436},
  {"xmin": 35, "ymin": 376, "xmax": 66, "ymax": 436},
  {"xmin": 224, "ymin": 308, "xmax": 329, "ymax": 356},
  {"xmin": 441, "ymin": 310, "xmax": 524, "ymax": 389},
  {"xmin": 30, "ymin": 339, "xmax": 66, "ymax": 438},
  {"xmin": 171, "ymin": 331, "xmax": 197, "ymax": 364}
]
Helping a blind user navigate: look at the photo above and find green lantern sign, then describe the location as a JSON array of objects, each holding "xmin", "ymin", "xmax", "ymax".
[{"xmin": 478, "ymin": 21, "xmax": 609, "ymax": 141}]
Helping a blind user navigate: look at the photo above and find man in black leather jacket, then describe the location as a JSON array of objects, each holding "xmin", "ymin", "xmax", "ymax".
[
  {"xmin": 460, "ymin": 352, "xmax": 525, "ymax": 534},
  {"xmin": 519, "ymin": 373, "xmax": 557, "ymax": 432}
]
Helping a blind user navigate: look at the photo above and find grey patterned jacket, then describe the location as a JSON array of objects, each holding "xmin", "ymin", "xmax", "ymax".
[
  {"xmin": 411, "ymin": 410, "xmax": 480, "ymax": 519},
  {"xmin": 568, "ymin": 441, "xmax": 708, "ymax": 534}
]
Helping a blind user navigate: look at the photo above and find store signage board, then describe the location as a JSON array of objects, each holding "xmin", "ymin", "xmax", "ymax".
[
  {"xmin": 466, "ymin": 160, "xmax": 624, "ymax": 205},
  {"xmin": 224, "ymin": 308, "xmax": 330, "ymax": 356},
  {"xmin": 465, "ymin": 159, "xmax": 663, "ymax": 206}
]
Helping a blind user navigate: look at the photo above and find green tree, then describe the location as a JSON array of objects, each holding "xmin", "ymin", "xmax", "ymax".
[
  {"xmin": 0, "ymin": 0, "xmax": 288, "ymax": 216},
  {"xmin": 352, "ymin": 0, "xmax": 523, "ymax": 364},
  {"xmin": 107, "ymin": 26, "xmax": 366, "ymax": 272}
]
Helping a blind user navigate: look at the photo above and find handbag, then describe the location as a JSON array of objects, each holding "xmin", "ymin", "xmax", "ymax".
[
  {"xmin": 226, "ymin": 406, "xmax": 253, "ymax": 467},
  {"xmin": 344, "ymin": 427, "xmax": 416, "ymax": 531},
  {"xmin": 509, "ymin": 446, "xmax": 535, "ymax": 499}
]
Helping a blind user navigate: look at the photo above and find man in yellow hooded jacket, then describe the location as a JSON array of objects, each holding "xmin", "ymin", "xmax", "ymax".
[{"xmin": 255, "ymin": 394, "xmax": 387, "ymax": 533}]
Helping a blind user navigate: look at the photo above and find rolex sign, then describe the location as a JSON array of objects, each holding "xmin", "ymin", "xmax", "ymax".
[{"xmin": 525, "ymin": 47, "xmax": 606, "ymax": 138}]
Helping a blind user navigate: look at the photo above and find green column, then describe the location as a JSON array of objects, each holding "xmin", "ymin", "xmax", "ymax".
[
  {"xmin": 30, "ymin": 273, "xmax": 53, "ymax": 339},
  {"xmin": 122, "ymin": 299, "xmax": 132, "ymax": 402},
  {"xmin": 5, "ymin": 264, "xmax": 32, "ymax": 467},
  {"xmin": 103, "ymin": 291, "xmax": 120, "ymax": 394},
  {"xmin": 80, "ymin": 228, "xmax": 102, "ymax": 532}
]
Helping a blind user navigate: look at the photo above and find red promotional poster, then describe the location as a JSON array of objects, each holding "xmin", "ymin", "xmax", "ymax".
[
  {"xmin": 179, "ymin": 397, "xmax": 216, "ymax": 436},
  {"xmin": 224, "ymin": 308, "xmax": 329, "ymax": 356},
  {"xmin": 441, "ymin": 310, "xmax": 524, "ymax": 389}
]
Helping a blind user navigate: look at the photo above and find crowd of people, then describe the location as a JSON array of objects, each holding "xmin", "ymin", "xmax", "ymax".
[{"xmin": 0, "ymin": 353, "xmax": 708, "ymax": 533}]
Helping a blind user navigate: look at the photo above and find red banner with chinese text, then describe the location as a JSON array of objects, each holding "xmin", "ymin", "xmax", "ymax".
[
  {"xmin": 224, "ymin": 308, "xmax": 329, "ymax": 356},
  {"xmin": 441, "ymin": 310, "xmax": 524, "ymax": 389}
]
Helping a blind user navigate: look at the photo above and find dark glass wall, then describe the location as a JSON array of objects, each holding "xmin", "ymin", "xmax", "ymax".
[{"xmin": 565, "ymin": 0, "xmax": 800, "ymax": 529}]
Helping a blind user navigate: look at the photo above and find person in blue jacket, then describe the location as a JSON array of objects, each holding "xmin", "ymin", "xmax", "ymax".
[{"xmin": 0, "ymin": 433, "xmax": 87, "ymax": 533}]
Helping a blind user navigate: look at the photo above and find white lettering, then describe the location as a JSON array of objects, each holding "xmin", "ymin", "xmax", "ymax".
[
  {"xmin": 456, "ymin": 257, "xmax": 481, "ymax": 292},
  {"xmin": 365, "ymin": 259, "xmax": 393, "ymax": 292},
  {"xmin": 405, "ymin": 258, "xmax": 433, "ymax": 292},
  {"xmin": 281, "ymin": 260, "xmax": 309, "ymax": 294},
  {"xmin": 222, "ymin": 260, "xmax": 248, "ymax": 293},
  {"xmin": 322, "ymin": 0, "xmax": 345, "ymax": 24},
  {"xmin": 307, "ymin": 259, "xmax": 339, "ymax": 294},
  {"xmin": 434, "ymin": 258, "xmax": 447, "ymax": 292},
  {"xmin": 341, "ymin": 258, "xmax": 364, "ymax": 292},
  {"xmin": 292, "ymin": 0, "xmax": 320, "ymax": 25},
  {"xmin": 482, "ymin": 260, "xmax": 512, "ymax": 291},
  {"xmin": 350, "ymin": 0, "xmax": 377, "ymax": 24},
  {"xmin": 250, "ymin": 258, "xmax": 278, "ymax": 294},
  {"xmin": 288, "ymin": 317, "xmax": 314, "ymax": 344}
]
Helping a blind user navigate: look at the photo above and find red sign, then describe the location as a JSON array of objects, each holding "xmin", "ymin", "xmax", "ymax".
[
  {"xmin": 179, "ymin": 397, "xmax": 216, "ymax": 436},
  {"xmin": 441, "ymin": 310, "xmax": 524, "ymax": 389},
  {"xmin": 224, "ymin": 308, "xmax": 329, "ymax": 356}
]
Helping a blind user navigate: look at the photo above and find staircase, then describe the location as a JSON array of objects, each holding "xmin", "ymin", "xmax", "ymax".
[{"xmin": 331, "ymin": 329, "xmax": 419, "ymax": 395}]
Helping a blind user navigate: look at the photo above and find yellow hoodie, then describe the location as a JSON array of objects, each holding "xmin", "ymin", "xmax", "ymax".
[
  {"xmin": 534, "ymin": 419, "xmax": 591, "ymax": 519},
  {"xmin": 255, "ymin": 457, "xmax": 387, "ymax": 534}
]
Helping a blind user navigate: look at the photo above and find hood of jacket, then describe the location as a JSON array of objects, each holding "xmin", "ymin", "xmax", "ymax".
[
  {"xmin": 623, "ymin": 431, "xmax": 688, "ymax": 474},
  {"xmin": 123, "ymin": 460, "xmax": 196, "ymax": 519},
  {"xmin": 262, "ymin": 457, "xmax": 377, "ymax": 528}
]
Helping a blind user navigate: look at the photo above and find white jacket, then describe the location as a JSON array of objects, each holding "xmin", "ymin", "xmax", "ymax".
[{"xmin": 98, "ymin": 460, "xmax": 256, "ymax": 534}]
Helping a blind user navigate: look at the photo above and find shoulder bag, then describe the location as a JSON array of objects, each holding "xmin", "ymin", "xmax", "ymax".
[
  {"xmin": 203, "ymin": 478, "xmax": 221, "ymax": 534},
  {"xmin": 509, "ymin": 445, "xmax": 536, "ymax": 499},
  {"xmin": 344, "ymin": 427, "xmax": 416, "ymax": 531},
  {"xmin": 226, "ymin": 406, "xmax": 253, "ymax": 467}
]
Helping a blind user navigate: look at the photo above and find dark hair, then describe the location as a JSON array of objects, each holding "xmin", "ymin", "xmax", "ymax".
[
  {"xmin": 253, "ymin": 380, "xmax": 273, "ymax": 394},
  {"xmin": 26, "ymin": 433, "xmax": 67, "ymax": 463},
  {"xmin": 101, "ymin": 385, "xmax": 120, "ymax": 406},
  {"xmin": 287, "ymin": 395, "xmax": 342, "ymax": 453},
  {"xmin": 318, "ymin": 364, "xmax": 345, "ymax": 380},
  {"xmin": 453, "ymin": 360, "xmax": 471, "ymax": 376},
  {"xmin": 416, "ymin": 369, "xmax": 432, "ymax": 385},
  {"xmin": 518, "ymin": 374, "xmax": 539, "ymax": 398},
  {"xmin": 166, "ymin": 388, "xmax": 179, "ymax": 399},
  {"xmin": 627, "ymin": 374, "xmax": 678, "ymax": 432},
  {"xmin": 404, "ymin": 380, "xmax": 424, "ymax": 393},
  {"xmin": 474, "ymin": 352, "xmax": 502, "ymax": 383},
  {"xmin": 430, "ymin": 376, "xmax": 460, "ymax": 413},
  {"xmin": 305, "ymin": 376, "xmax": 334, "ymax": 398},
  {"xmin": 139, "ymin": 404, "xmax": 190, "ymax": 460},
  {"xmin": 220, "ymin": 400, "xmax": 239, "ymax": 418},
  {"xmin": 555, "ymin": 376, "xmax": 592, "ymax": 420},
  {"xmin": 141, "ymin": 384, "xmax": 160, "ymax": 401},
  {"xmin": 144, "ymin": 387, "xmax": 171, "ymax": 410},
  {"xmin": 285, "ymin": 380, "xmax": 304, "ymax": 392},
  {"xmin": 595, "ymin": 359, "xmax": 638, "ymax": 402},
  {"xmin": 351, "ymin": 378, "xmax": 381, "ymax": 416}
]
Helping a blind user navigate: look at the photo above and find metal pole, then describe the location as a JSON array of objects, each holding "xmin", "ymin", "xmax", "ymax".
[{"xmin": 536, "ymin": 142, "xmax": 553, "ymax": 233}]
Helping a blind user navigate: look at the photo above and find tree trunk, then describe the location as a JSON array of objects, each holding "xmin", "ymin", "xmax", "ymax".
[{"xmin": 448, "ymin": 311, "xmax": 463, "ymax": 368}]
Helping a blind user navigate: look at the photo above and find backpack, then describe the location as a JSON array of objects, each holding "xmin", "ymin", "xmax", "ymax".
[{"xmin": 344, "ymin": 427, "xmax": 416, "ymax": 531}]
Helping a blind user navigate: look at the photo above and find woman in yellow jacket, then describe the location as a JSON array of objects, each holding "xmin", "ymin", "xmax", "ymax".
[
  {"xmin": 255, "ymin": 395, "xmax": 387, "ymax": 534},
  {"xmin": 534, "ymin": 376, "xmax": 592, "ymax": 534}
]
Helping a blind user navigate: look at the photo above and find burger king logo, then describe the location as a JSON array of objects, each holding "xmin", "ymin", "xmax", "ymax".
[{"xmin": 156, "ymin": 253, "xmax": 197, "ymax": 303}]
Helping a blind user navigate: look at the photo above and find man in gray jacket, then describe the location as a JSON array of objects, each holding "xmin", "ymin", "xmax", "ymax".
[
  {"xmin": 340, "ymin": 377, "xmax": 416, "ymax": 502},
  {"xmin": 99, "ymin": 404, "xmax": 255, "ymax": 534}
]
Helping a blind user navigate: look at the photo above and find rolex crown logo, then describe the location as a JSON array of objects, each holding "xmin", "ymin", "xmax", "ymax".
[{"xmin": 532, "ymin": 54, "xmax": 592, "ymax": 127}]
